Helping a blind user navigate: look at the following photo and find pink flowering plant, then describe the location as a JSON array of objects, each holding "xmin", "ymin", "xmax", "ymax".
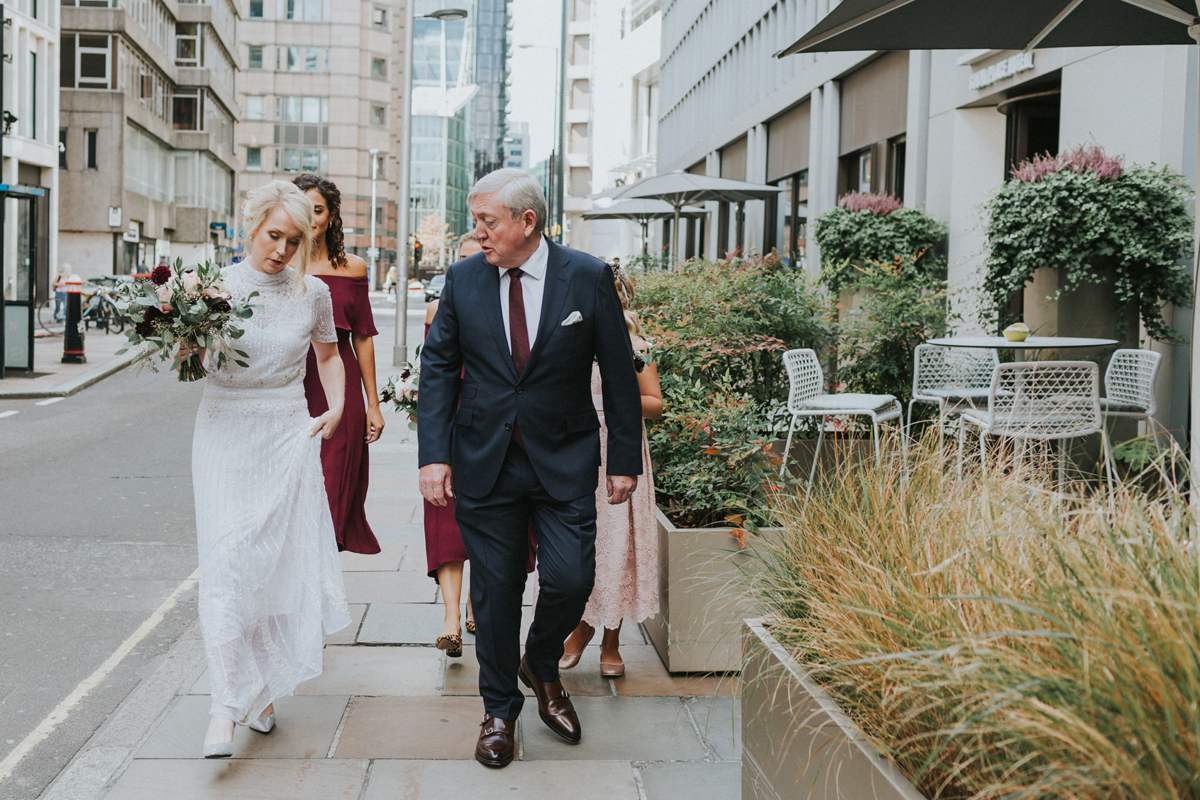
[
  {"xmin": 114, "ymin": 259, "xmax": 257, "ymax": 382},
  {"xmin": 814, "ymin": 193, "xmax": 947, "ymax": 292},
  {"xmin": 985, "ymin": 144, "xmax": 1191, "ymax": 339}
]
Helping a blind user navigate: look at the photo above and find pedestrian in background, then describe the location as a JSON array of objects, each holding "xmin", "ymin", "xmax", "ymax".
[
  {"xmin": 294, "ymin": 172, "xmax": 384, "ymax": 556},
  {"xmin": 558, "ymin": 268, "xmax": 662, "ymax": 678},
  {"xmin": 423, "ymin": 231, "xmax": 484, "ymax": 656},
  {"xmin": 52, "ymin": 268, "xmax": 68, "ymax": 322},
  {"xmin": 385, "ymin": 265, "xmax": 397, "ymax": 296}
]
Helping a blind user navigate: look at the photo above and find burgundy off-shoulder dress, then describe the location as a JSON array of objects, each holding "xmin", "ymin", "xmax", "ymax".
[{"xmin": 304, "ymin": 274, "xmax": 381, "ymax": 555}]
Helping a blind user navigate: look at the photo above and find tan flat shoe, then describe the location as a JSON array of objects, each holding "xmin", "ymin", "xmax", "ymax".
[
  {"xmin": 558, "ymin": 624, "xmax": 595, "ymax": 670},
  {"xmin": 599, "ymin": 660, "xmax": 625, "ymax": 678}
]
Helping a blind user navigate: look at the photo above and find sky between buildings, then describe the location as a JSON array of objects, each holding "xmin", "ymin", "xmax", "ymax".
[{"xmin": 507, "ymin": 0, "xmax": 563, "ymax": 169}]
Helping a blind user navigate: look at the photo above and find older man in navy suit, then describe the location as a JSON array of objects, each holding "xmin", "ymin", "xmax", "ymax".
[{"xmin": 417, "ymin": 169, "xmax": 643, "ymax": 768}]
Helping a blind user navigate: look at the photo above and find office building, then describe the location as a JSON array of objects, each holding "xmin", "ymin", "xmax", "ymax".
[
  {"xmin": 59, "ymin": 0, "xmax": 240, "ymax": 276},
  {"xmin": 1, "ymin": 0, "xmax": 61, "ymax": 375},
  {"xmin": 237, "ymin": 0, "xmax": 401, "ymax": 285},
  {"xmin": 472, "ymin": 0, "xmax": 510, "ymax": 180},
  {"xmin": 504, "ymin": 120, "xmax": 528, "ymax": 170}
]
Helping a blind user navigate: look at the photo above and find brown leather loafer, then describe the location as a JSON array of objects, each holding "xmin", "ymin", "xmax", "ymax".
[
  {"xmin": 519, "ymin": 657, "xmax": 582, "ymax": 744},
  {"xmin": 475, "ymin": 715, "xmax": 516, "ymax": 768}
]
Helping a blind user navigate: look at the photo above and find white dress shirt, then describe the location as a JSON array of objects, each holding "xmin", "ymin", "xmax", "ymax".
[{"xmin": 498, "ymin": 235, "xmax": 548, "ymax": 353}]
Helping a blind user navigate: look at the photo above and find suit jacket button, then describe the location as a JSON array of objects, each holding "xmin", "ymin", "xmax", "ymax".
[
  {"xmin": 516, "ymin": 387, "xmax": 523, "ymax": 394},
  {"xmin": 504, "ymin": 422, "xmax": 512, "ymax": 430}
]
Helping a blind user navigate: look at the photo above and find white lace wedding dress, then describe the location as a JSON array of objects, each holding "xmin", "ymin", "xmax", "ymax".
[{"xmin": 192, "ymin": 263, "xmax": 351, "ymax": 724}]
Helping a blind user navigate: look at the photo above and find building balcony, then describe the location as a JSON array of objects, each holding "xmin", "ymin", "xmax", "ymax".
[
  {"xmin": 176, "ymin": 66, "xmax": 238, "ymax": 117},
  {"xmin": 62, "ymin": 6, "xmax": 176, "ymax": 78},
  {"xmin": 177, "ymin": 1, "xmax": 239, "ymax": 66}
]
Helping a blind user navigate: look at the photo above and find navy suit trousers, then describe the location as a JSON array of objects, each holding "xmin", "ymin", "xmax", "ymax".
[{"xmin": 452, "ymin": 441, "xmax": 597, "ymax": 721}]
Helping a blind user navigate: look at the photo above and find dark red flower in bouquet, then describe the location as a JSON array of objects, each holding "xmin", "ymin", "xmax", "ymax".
[
  {"xmin": 135, "ymin": 306, "xmax": 163, "ymax": 337},
  {"xmin": 210, "ymin": 298, "xmax": 232, "ymax": 314},
  {"xmin": 150, "ymin": 265, "xmax": 171, "ymax": 286},
  {"xmin": 399, "ymin": 369, "xmax": 412, "ymax": 381}
]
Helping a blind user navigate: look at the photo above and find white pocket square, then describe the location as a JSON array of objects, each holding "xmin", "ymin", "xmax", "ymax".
[{"xmin": 561, "ymin": 311, "xmax": 583, "ymax": 326}]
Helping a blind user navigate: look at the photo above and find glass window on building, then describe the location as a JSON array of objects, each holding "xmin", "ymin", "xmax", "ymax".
[
  {"xmin": 59, "ymin": 129, "xmax": 68, "ymax": 169},
  {"xmin": 280, "ymin": 0, "xmax": 328, "ymax": 22},
  {"xmin": 26, "ymin": 52, "xmax": 36, "ymax": 139},
  {"xmin": 85, "ymin": 129, "xmax": 98, "ymax": 170},
  {"xmin": 372, "ymin": 6, "xmax": 387, "ymax": 27},
  {"xmin": 246, "ymin": 95, "xmax": 265, "ymax": 121},
  {"xmin": 248, "ymin": 45, "xmax": 263, "ymax": 70},
  {"xmin": 173, "ymin": 92, "xmax": 200, "ymax": 131},
  {"xmin": 77, "ymin": 35, "xmax": 112, "ymax": 89},
  {"xmin": 125, "ymin": 124, "xmax": 173, "ymax": 203},
  {"xmin": 371, "ymin": 57, "xmax": 386, "ymax": 78},
  {"xmin": 247, "ymin": 147, "xmax": 262, "ymax": 171},
  {"xmin": 768, "ymin": 170, "xmax": 808, "ymax": 267},
  {"xmin": 371, "ymin": 105, "xmax": 386, "ymax": 126},
  {"xmin": 176, "ymin": 23, "xmax": 200, "ymax": 67},
  {"xmin": 249, "ymin": 0, "xmax": 264, "ymax": 17},
  {"xmin": 274, "ymin": 96, "xmax": 329, "ymax": 173}
]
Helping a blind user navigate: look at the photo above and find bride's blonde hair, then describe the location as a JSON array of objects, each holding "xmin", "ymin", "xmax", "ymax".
[{"xmin": 241, "ymin": 180, "xmax": 314, "ymax": 290}]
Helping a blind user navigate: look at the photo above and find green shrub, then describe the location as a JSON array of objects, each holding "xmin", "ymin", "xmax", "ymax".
[
  {"xmin": 634, "ymin": 255, "xmax": 829, "ymax": 529},
  {"xmin": 833, "ymin": 253, "xmax": 951, "ymax": 405},
  {"xmin": 814, "ymin": 200, "xmax": 947, "ymax": 292},
  {"xmin": 984, "ymin": 146, "xmax": 1192, "ymax": 340}
]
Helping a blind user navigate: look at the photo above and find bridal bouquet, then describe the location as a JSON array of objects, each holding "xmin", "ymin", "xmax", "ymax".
[
  {"xmin": 115, "ymin": 260, "xmax": 257, "ymax": 382},
  {"xmin": 380, "ymin": 352, "xmax": 420, "ymax": 431}
]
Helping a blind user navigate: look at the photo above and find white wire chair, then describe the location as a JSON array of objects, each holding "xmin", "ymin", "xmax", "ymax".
[
  {"xmin": 778, "ymin": 348, "xmax": 904, "ymax": 485},
  {"xmin": 908, "ymin": 344, "xmax": 999, "ymax": 435},
  {"xmin": 957, "ymin": 361, "xmax": 1115, "ymax": 491},
  {"xmin": 1100, "ymin": 348, "xmax": 1162, "ymax": 432}
]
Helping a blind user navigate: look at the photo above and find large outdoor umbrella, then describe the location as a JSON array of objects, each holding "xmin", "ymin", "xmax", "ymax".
[
  {"xmin": 582, "ymin": 200, "xmax": 706, "ymax": 256},
  {"xmin": 778, "ymin": 0, "xmax": 1200, "ymax": 472},
  {"xmin": 609, "ymin": 171, "xmax": 784, "ymax": 263}
]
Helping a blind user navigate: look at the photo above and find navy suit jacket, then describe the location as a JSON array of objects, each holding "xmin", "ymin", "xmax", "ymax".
[{"xmin": 417, "ymin": 237, "xmax": 644, "ymax": 502}]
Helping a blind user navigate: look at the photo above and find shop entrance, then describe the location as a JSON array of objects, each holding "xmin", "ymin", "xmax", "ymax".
[
  {"xmin": 0, "ymin": 186, "xmax": 47, "ymax": 377},
  {"xmin": 1001, "ymin": 81, "xmax": 1061, "ymax": 180}
]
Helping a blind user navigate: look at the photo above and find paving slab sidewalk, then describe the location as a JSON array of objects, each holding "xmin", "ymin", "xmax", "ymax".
[
  {"xmin": 0, "ymin": 329, "xmax": 135, "ymax": 399},
  {"xmin": 43, "ymin": 406, "xmax": 742, "ymax": 800}
]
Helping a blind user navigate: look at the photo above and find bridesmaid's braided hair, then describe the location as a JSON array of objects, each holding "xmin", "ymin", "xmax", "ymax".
[{"xmin": 293, "ymin": 173, "xmax": 348, "ymax": 269}]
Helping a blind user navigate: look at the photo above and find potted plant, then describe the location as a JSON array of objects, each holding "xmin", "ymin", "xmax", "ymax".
[
  {"xmin": 984, "ymin": 145, "xmax": 1192, "ymax": 344},
  {"xmin": 744, "ymin": 437, "xmax": 1200, "ymax": 799},
  {"xmin": 634, "ymin": 255, "xmax": 828, "ymax": 672}
]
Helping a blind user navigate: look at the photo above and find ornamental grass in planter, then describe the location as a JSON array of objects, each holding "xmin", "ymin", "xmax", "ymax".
[{"xmin": 751, "ymin": 434, "xmax": 1200, "ymax": 799}]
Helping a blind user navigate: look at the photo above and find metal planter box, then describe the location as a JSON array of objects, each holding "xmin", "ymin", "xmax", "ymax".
[
  {"xmin": 742, "ymin": 618, "xmax": 926, "ymax": 800},
  {"xmin": 643, "ymin": 508, "xmax": 779, "ymax": 673}
]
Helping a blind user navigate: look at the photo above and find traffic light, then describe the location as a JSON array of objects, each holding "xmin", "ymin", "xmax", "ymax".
[{"xmin": 413, "ymin": 239, "xmax": 423, "ymax": 266}]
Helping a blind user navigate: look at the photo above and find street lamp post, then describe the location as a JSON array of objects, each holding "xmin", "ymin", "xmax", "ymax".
[
  {"xmin": 395, "ymin": 6, "xmax": 469, "ymax": 368},
  {"xmin": 368, "ymin": 148, "xmax": 379, "ymax": 290},
  {"xmin": 518, "ymin": 43, "xmax": 564, "ymax": 241}
]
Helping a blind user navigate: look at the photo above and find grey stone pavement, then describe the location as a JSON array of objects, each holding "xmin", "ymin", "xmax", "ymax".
[{"xmin": 34, "ymin": 294, "xmax": 743, "ymax": 799}]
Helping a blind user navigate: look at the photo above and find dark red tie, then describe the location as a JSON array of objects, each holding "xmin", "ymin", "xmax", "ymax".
[
  {"xmin": 508, "ymin": 268, "xmax": 530, "ymax": 448},
  {"xmin": 508, "ymin": 268, "xmax": 530, "ymax": 375}
]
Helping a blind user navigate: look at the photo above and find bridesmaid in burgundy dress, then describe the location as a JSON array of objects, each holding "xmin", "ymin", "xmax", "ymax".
[
  {"xmin": 296, "ymin": 173, "xmax": 383, "ymax": 555},
  {"xmin": 424, "ymin": 232, "xmax": 483, "ymax": 656}
]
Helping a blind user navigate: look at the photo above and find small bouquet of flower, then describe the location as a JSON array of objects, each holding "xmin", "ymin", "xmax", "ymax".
[
  {"xmin": 380, "ymin": 352, "xmax": 420, "ymax": 431},
  {"xmin": 115, "ymin": 259, "xmax": 257, "ymax": 382}
]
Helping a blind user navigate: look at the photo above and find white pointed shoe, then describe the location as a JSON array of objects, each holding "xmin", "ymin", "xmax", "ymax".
[
  {"xmin": 203, "ymin": 740, "xmax": 233, "ymax": 758},
  {"xmin": 248, "ymin": 712, "xmax": 276, "ymax": 734}
]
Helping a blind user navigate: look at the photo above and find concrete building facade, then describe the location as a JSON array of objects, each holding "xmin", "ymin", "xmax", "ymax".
[
  {"xmin": 237, "ymin": 0, "xmax": 400, "ymax": 285},
  {"xmin": 59, "ymin": 0, "xmax": 241, "ymax": 278},
  {"xmin": 2, "ymin": 0, "xmax": 61, "ymax": 374},
  {"xmin": 656, "ymin": 0, "xmax": 1197, "ymax": 436}
]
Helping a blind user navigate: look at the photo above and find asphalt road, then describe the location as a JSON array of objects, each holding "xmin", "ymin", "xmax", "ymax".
[{"xmin": 0, "ymin": 291, "xmax": 424, "ymax": 799}]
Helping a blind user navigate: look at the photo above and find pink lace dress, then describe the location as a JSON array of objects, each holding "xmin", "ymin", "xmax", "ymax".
[{"xmin": 583, "ymin": 364, "xmax": 659, "ymax": 629}]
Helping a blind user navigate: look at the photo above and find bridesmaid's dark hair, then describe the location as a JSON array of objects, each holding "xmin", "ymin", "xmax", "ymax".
[{"xmin": 293, "ymin": 173, "xmax": 348, "ymax": 269}]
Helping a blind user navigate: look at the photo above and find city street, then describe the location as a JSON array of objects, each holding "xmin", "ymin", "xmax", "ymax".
[{"xmin": 0, "ymin": 292, "xmax": 425, "ymax": 799}]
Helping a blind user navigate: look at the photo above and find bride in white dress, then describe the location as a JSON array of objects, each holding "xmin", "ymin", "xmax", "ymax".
[{"xmin": 193, "ymin": 180, "xmax": 351, "ymax": 757}]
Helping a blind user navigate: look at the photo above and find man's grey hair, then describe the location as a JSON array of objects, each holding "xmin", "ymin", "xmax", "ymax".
[{"xmin": 468, "ymin": 168, "xmax": 548, "ymax": 232}]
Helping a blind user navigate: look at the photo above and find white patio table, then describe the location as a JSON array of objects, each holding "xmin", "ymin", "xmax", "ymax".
[{"xmin": 927, "ymin": 336, "xmax": 1118, "ymax": 363}]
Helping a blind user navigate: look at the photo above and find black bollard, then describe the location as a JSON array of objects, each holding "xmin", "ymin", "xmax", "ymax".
[{"xmin": 62, "ymin": 274, "xmax": 86, "ymax": 364}]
